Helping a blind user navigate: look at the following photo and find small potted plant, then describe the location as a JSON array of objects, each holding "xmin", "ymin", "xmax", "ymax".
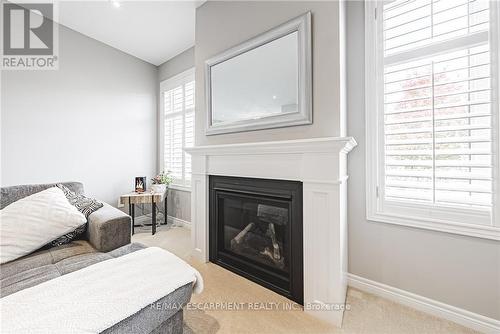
[{"xmin": 151, "ymin": 171, "xmax": 172, "ymax": 193}]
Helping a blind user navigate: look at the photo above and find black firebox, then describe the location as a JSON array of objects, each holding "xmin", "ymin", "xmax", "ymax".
[{"xmin": 209, "ymin": 175, "xmax": 303, "ymax": 304}]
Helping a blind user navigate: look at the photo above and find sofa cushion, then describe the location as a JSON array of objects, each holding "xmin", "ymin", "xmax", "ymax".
[
  {"xmin": 0, "ymin": 187, "xmax": 87, "ymax": 264},
  {"xmin": 0, "ymin": 240, "xmax": 97, "ymax": 278},
  {"xmin": 1, "ymin": 265, "xmax": 60, "ymax": 297},
  {"xmin": 48, "ymin": 239, "xmax": 97, "ymax": 263},
  {"xmin": 0, "ymin": 241, "xmax": 146, "ymax": 298},
  {"xmin": 0, "ymin": 240, "xmax": 98, "ymax": 295},
  {"xmin": 55, "ymin": 253, "xmax": 113, "ymax": 275},
  {"xmin": 0, "ymin": 249, "xmax": 53, "ymax": 280},
  {"xmin": 109, "ymin": 242, "xmax": 146, "ymax": 258}
]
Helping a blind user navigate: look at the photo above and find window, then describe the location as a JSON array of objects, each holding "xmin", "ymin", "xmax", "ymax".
[
  {"xmin": 365, "ymin": 0, "xmax": 499, "ymax": 239},
  {"xmin": 160, "ymin": 69, "xmax": 195, "ymax": 190}
]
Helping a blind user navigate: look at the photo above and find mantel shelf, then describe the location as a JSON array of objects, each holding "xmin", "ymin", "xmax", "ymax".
[{"xmin": 185, "ymin": 137, "xmax": 357, "ymax": 156}]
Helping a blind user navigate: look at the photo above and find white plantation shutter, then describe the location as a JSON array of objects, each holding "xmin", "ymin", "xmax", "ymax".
[
  {"xmin": 383, "ymin": 0, "xmax": 490, "ymax": 57},
  {"xmin": 366, "ymin": 0, "xmax": 499, "ymax": 236},
  {"xmin": 161, "ymin": 69, "xmax": 195, "ymax": 187},
  {"xmin": 382, "ymin": 0, "xmax": 493, "ymax": 209},
  {"xmin": 184, "ymin": 81, "xmax": 195, "ymax": 184}
]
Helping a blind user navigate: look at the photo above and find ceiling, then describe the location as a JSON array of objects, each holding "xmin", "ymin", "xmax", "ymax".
[{"xmin": 55, "ymin": 1, "xmax": 203, "ymax": 66}]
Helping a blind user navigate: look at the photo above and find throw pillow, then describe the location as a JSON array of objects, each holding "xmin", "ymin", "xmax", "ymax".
[
  {"xmin": 56, "ymin": 184, "xmax": 104, "ymax": 218},
  {"xmin": 49, "ymin": 184, "xmax": 104, "ymax": 246},
  {"xmin": 0, "ymin": 187, "xmax": 87, "ymax": 264}
]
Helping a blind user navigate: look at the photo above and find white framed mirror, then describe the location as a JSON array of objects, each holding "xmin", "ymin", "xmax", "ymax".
[{"xmin": 205, "ymin": 12, "xmax": 312, "ymax": 135}]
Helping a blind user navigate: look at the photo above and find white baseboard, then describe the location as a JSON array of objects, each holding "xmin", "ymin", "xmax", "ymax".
[
  {"xmin": 166, "ymin": 215, "xmax": 191, "ymax": 228},
  {"xmin": 347, "ymin": 274, "xmax": 500, "ymax": 334}
]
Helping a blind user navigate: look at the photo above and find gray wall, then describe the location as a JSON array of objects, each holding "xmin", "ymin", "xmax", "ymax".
[
  {"xmin": 1, "ymin": 24, "xmax": 157, "ymax": 205},
  {"xmin": 158, "ymin": 47, "xmax": 194, "ymax": 82},
  {"xmin": 346, "ymin": 1, "xmax": 500, "ymax": 320},
  {"xmin": 195, "ymin": 1, "xmax": 343, "ymax": 146},
  {"xmin": 158, "ymin": 47, "xmax": 195, "ymax": 222},
  {"xmin": 165, "ymin": 188, "xmax": 191, "ymax": 222}
]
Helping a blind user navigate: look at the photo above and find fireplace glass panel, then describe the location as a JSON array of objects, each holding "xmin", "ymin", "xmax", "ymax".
[
  {"xmin": 219, "ymin": 194, "xmax": 290, "ymax": 273},
  {"xmin": 209, "ymin": 176, "xmax": 303, "ymax": 304}
]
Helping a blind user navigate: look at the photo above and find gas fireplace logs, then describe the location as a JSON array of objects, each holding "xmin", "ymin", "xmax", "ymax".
[
  {"xmin": 230, "ymin": 222, "xmax": 255, "ymax": 248},
  {"xmin": 229, "ymin": 204, "xmax": 288, "ymax": 269}
]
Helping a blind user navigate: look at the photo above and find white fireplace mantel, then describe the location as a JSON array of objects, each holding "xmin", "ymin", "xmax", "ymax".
[{"xmin": 185, "ymin": 136, "xmax": 357, "ymax": 327}]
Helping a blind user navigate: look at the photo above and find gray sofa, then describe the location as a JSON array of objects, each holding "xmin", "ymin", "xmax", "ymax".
[{"xmin": 0, "ymin": 182, "xmax": 192, "ymax": 334}]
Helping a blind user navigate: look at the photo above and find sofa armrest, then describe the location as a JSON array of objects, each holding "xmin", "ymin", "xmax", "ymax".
[{"xmin": 86, "ymin": 203, "xmax": 131, "ymax": 252}]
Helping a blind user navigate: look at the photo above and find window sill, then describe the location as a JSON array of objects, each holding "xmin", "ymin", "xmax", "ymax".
[
  {"xmin": 367, "ymin": 211, "xmax": 500, "ymax": 241},
  {"xmin": 168, "ymin": 185, "xmax": 191, "ymax": 192}
]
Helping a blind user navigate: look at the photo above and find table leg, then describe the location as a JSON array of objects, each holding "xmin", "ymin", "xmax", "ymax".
[
  {"xmin": 130, "ymin": 203, "xmax": 135, "ymax": 235},
  {"xmin": 152, "ymin": 202, "xmax": 157, "ymax": 235},
  {"xmin": 164, "ymin": 196, "xmax": 167, "ymax": 225}
]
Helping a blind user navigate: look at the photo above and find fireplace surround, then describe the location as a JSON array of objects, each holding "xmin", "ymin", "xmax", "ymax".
[
  {"xmin": 209, "ymin": 175, "xmax": 303, "ymax": 303},
  {"xmin": 186, "ymin": 137, "xmax": 357, "ymax": 327}
]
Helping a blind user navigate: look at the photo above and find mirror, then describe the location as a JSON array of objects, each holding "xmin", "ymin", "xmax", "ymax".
[
  {"xmin": 205, "ymin": 12, "xmax": 312, "ymax": 135},
  {"xmin": 211, "ymin": 32, "xmax": 299, "ymax": 125}
]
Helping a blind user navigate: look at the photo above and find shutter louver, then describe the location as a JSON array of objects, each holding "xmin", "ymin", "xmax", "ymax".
[
  {"xmin": 382, "ymin": 0, "xmax": 493, "ymax": 209},
  {"xmin": 184, "ymin": 81, "xmax": 195, "ymax": 185},
  {"xmin": 163, "ymin": 78, "xmax": 195, "ymax": 187}
]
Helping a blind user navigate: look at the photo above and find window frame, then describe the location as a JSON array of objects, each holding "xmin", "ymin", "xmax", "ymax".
[
  {"xmin": 364, "ymin": 0, "xmax": 500, "ymax": 240},
  {"xmin": 159, "ymin": 68, "xmax": 195, "ymax": 192}
]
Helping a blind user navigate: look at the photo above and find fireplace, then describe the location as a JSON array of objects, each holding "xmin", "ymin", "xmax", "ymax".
[
  {"xmin": 209, "ymin": 175, "xmax": 303, "ymax": 304},
  {"xmin": 187, "ymin": 137, "xmax": 357, "ymax": 326}
]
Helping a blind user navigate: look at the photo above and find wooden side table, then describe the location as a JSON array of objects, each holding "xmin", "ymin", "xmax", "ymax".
[{"xmin": 120, "ymin": 191, "xmax": 167, "ymax": 235}]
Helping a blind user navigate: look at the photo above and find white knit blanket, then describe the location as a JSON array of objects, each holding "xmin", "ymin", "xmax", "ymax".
[{"xmin": 0, "ymin": 247, "xmax": 203, "ymax": 334}]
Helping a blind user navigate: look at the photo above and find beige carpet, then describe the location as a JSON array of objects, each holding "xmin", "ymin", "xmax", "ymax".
[{"xmin": 133, "ymin": 226, "xmax": 477, "ymax": 334}]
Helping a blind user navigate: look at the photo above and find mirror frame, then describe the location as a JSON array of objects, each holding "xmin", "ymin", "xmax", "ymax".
[{"xmin": 205, "ymin": 12, "xmax": 312, "ymax": 136}]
